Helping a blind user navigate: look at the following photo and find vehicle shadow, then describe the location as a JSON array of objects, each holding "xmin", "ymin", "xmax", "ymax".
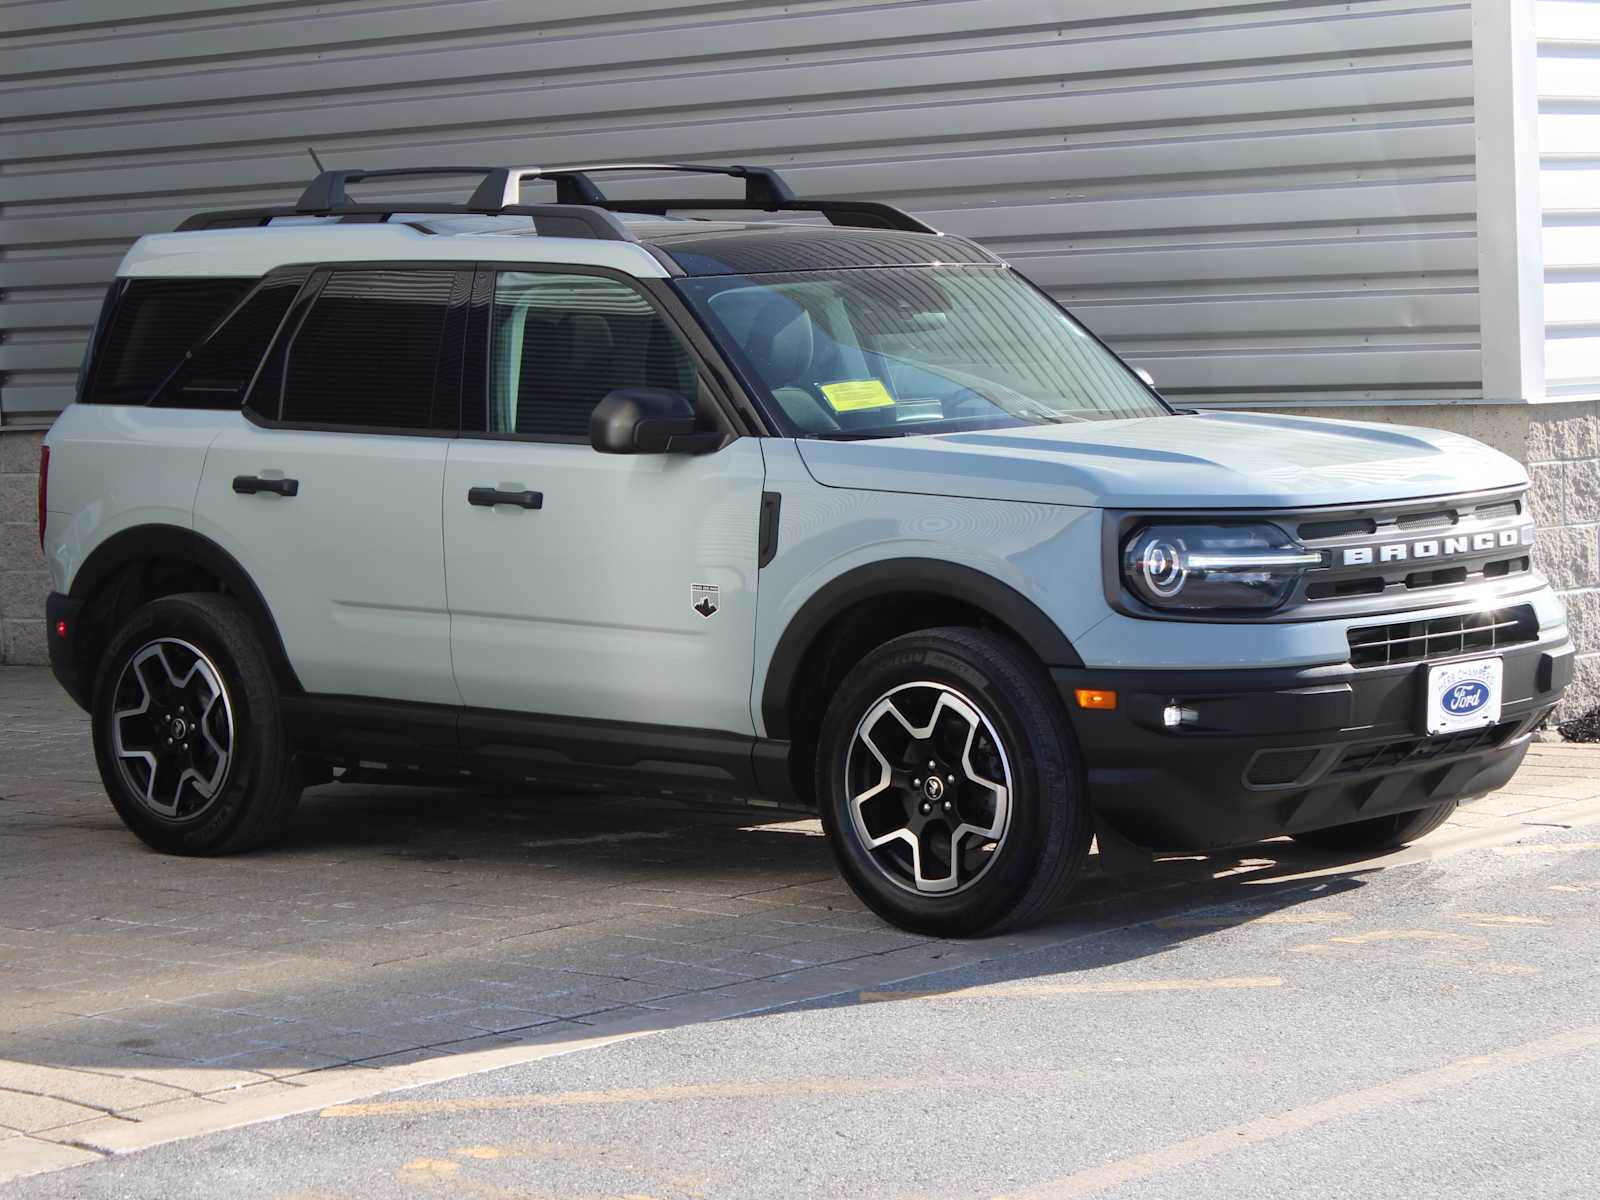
[{"xmin": 0, "ymin": 768, "xmax": 1392, "ymax": 1101}]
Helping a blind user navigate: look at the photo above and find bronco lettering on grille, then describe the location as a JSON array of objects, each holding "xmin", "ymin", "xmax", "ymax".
[{"xmin": 1340, "ymin": 526, "xmax": 1532, "ymax": 567}]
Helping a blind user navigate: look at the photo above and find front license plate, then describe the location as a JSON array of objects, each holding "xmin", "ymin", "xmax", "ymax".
[{"xmin": 1425, "ymin": 657, "xmax": 1503, "ymax": 735}]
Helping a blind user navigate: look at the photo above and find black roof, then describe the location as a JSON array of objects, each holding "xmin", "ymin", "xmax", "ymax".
[{"xmin": 626, "ymin": 218, "xmax": 999, "ymax": 276}]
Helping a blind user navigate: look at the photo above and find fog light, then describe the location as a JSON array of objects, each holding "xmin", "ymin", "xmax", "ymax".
[{"xmin": 1163, "ymin": 703, "xmax": 1198, "ymax": 728}]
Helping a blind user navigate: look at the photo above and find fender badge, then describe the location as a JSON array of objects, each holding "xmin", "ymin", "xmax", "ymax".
[{"xmin": 691, "ymin": 583, "xmax": 720, "ymax": 619}]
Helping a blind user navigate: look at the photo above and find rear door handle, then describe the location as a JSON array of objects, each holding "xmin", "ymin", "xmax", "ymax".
[
  {"xmin": 468, "ymin": 487, "xmax": 542, "ymax": 510},
  {"xmin": 233, "ymin": 475, "xmax": 299, "ymax": 497}
]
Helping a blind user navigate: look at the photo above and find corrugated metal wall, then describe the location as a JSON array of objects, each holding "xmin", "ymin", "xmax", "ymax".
[
  {"xmin": 1538, "ymin": 0, "xmax": 1600, "ymax": 399},
  {"xmin": 1, "ymin": 0, "xmax": 1480, "ymax": 428}
]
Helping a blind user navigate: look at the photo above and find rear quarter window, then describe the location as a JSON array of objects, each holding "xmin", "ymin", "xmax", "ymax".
[
  {"xmin": 153, "ymin": 272, "xmax": 307, "ymax": 410},
  {"xmin": 83, "ymin": 277, "xmax": 254, "ymax": 404}
]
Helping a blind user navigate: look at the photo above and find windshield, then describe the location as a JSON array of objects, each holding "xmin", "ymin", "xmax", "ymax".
[{"xmin": 675, "ymin": 265, "xmax": 1167, "ymax": 438}]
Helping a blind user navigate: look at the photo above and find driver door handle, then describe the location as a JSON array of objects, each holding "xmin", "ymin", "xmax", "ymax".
[
  {"xmin": 468, "ymin": 487, "xmax": 543, "ymax": 510},
  {"xmin": 233, "ymin": 475, "xmax": 299, "ymax": 497}
]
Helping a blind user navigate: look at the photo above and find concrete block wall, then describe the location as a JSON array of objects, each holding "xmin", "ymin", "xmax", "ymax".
[
  {"xmin": 0, "ymin": 430, "xmax": 48, "ymax": 665},
  {"xmin": 1524, "ymin": 406, "xmax": 1600, "ymax": 717}
]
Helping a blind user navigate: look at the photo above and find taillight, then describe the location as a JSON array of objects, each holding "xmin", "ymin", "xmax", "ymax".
[{"xmin": 37, "ymin": 445, "xmax": 49, "ymax": 549}]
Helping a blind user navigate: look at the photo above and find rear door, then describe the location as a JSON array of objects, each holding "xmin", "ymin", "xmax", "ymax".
[
  {"xmin": 443, "ymin": 267, "xmax": 765, "ymax": 735},
  {"xmin": 194, "ymin": 267, "xmax": 470, "ymax": 704}
]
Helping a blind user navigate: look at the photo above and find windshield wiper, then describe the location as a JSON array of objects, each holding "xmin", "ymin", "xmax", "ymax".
[{"xmin": 1027, "ymin": 412, "xmax": 1091, "ymax": 425}]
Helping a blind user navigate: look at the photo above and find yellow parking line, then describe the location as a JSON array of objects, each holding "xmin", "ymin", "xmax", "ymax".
[
  {"xmin": 1154, "ymin": 911, "xmax": 1351, "ymax": 929},
  {"xmin": 856, "ymin": 977, "xmax": 1282, "ymax": 1004},
  {"xmin": 325, "ymin": 1078, "xmax": 929, "ymax": 1119},
  {"xmin": 1448, "ymin": 912, "xmax": 1552, "ymax": 926},
  {"xmin": 1326, "ymin": 929, "xmax": 1481, "ymax": 945},
  {"xmin": 401, "ymin": 1158, "xmax": 459, "ymax": 1175},
  {"xmin": 993, "ymin": 1024, "xmax": 1600, "ymax": 1198},
  {"xmin": 1492, "ymin": 841, "xmax": 1600, "ymax": 856}
]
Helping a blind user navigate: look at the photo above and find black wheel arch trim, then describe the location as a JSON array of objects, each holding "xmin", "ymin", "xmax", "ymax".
[
  {"xmin": 68, "ymin": 524, "xmax": 304, "ymax": 696},
  {"xmin": 760, "ymin": 558, "xmax": 1082, "ymax": 738}
]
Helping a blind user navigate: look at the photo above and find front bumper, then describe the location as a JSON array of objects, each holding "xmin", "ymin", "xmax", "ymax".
[{"xmin": 1053, "ymin": 634, "xmax": 1573, "ymax": 852}]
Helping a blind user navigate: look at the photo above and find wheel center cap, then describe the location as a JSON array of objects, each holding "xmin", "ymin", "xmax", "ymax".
[
  {"xmin": 170, "ymin": 717, "xmax": 189, "ymax": 740},
  {"xmin": 923, "ymin": 775, "xmax": 945, "ymax": 802}
]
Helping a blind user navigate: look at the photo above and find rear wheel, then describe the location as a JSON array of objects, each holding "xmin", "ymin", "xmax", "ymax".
[
  {"xmin": 1289, "ymin": 801, "xmax": 1456, "ymax": 853},
  {"xmin": 816, "ymin": 627, "xmax": 1091, "ymax": 937},
  {"xmin": 92, "ymin": 593, "xmax": 301, "ymax": 855}
]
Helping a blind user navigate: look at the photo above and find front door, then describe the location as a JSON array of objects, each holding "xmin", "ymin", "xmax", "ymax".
[{"xmin": 443, "ymin": 268, "xmax": 765, "ymax": 735}]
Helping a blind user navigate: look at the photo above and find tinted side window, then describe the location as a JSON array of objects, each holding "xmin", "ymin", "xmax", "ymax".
[
  {"xmin": 86, "ymin": 277, "xmax": 253, "ymax": 404},
  {"xmin": 489, "ymin": 272, "xmax": 698, "ymax": 438},
  {"xmin": 275, "ymin": 270, "xmax": 457, "ymax": 429},
  {"xmin": 154, "ymin": 272, "xmax": 307, "ymax": 410}
]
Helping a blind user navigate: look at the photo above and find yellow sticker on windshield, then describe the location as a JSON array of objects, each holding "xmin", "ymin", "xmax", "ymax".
[{"xmin": 820, "ymin": 379, "xmax": 895, "ymax": 412}]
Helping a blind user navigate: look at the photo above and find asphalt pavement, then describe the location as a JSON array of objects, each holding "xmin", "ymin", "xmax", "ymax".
[{"xmin": 9, "ymin": 819, "xmax": 1600, "ymax": 1199}]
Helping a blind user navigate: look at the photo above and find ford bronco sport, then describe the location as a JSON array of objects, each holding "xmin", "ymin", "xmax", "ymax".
[{"xmin": 39, "ymin": 163, "xmax": 1573, "ymax": 936}]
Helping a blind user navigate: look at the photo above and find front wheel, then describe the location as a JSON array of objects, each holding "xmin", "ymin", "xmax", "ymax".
[
  {"xmin": 816, "ymin": 627, "xmax": 1091, "ymax": 937},
  {"xmin": 92, "ymin": 593, "xmax": 302, "ymax": 855},
  {"xmin": 1289, "ymin": 801, "xmax": 1456, "ymax": 854}
]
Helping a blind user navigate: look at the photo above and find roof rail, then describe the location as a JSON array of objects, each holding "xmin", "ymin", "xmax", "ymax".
[
  {"xmin": 177, "ymin": 161, "xmax": 938, "ymax": 236},
  {"xmin": 177, "ymin": 202, "xmax": 636, "ymax": 241}
]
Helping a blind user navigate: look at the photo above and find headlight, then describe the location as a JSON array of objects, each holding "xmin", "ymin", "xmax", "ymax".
[{"xmin": 1122, "ymin": 523, "xmax": 1323, "ymax": 611}]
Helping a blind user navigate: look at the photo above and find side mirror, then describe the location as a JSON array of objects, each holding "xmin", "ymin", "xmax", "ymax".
[{"xmin": 590, "ymin": 388, "xmax": 710, "ymax": 454}]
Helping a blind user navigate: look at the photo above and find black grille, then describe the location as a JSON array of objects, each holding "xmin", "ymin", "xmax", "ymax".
[
  {"xmin": 1347, "ymin": 605, "xmax": 1538, "ymax": 668},
  {"xmin": 1394, "ymin": 508, "xmax": 1457, "ymax": 531},
  {"xmin": 1298, "ymin": 516, "xmax": 1376, "ymax": 541},
  {"xmin": 1307, "ymin": 576, "xmax": 1385, "ymax": 600},
  {"xmin": 1244, "ymin": 748, "xmax": 1321, "ymax": 787},
  {"xmin": 1483, "ymin": 556, "xmax": 1530, "ymax": 579},
  {"xmin": 1330, "ymin": 721, "xmax": 1518, "ymax": 777},
  {"xmin": 1474, "ymin": 499, "xmax": 1521, "ymax": 521},
  {"xmin": 1290, "ymin": 490, "xmax": 1534, "ymax": 613},
  {"xmin": 1403, "ymin": 566, "xmax": 1468, "ymax": 591}
]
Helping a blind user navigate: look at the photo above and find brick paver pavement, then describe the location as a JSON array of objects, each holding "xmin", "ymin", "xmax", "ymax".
[{"xmin": 3, "ymin": 664, "xmax": 1598, "ymax": 1177}]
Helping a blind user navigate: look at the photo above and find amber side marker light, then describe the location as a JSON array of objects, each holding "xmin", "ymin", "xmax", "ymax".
[{"xmin": 1074, "ymin": 688, "xmax": 1118, "ymax": 710}]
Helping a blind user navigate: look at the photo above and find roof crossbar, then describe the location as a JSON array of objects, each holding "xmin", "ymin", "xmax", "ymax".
[
  {"xmin": 295, "ymin": 166, "xmax": 502, "ymax": 211},
  {"xmin": 179, "ymin": 161, "xmax": 938, "ymax": 236},
  {"xmin": 465, "ymin": 163, "xmax": 796, "ymax": 210},
  {"xmin": 464, "ymin": 163, "xmax": 936, "ymax": 231}
]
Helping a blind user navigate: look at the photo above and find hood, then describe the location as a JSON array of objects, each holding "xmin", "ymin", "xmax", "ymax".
[{"xmin": 794, "ymin": 411, "xmax": 1527, "ymax": 510}]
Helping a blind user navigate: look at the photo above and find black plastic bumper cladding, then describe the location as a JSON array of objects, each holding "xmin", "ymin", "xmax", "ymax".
[
  {"xmin": 46, "ymin": 592, "xmax": 88, "ymax": 710},
  {"xmin": 1054, "ymin": 638, "xmax": 1573, "ymax": 852}
]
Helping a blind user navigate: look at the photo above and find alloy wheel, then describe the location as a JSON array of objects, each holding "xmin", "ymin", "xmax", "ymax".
[
  {"xmin": 844, "ymin": 681, "xmax": 1012, "ymax": 894},
  {"xmin": 110, "ymin": 638, "xmax": 235, "ymax": 820}
]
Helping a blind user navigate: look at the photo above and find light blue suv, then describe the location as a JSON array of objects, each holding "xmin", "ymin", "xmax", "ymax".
[{"xmin": 40, "ymin": 163, "xmax": 1572, "ymax": 936}]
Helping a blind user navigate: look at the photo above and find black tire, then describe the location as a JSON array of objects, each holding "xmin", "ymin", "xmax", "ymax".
[
  {"xmin": 1289, "ymin": 801, "xmax": 1456, "ymax": 854},
  {"xmin": 815, "ymin": 626, "xmax": 1091, "ymax": 937},
  {"xmin": 91, "ymin": 592, "xmax": 301, "ymax": 855}
]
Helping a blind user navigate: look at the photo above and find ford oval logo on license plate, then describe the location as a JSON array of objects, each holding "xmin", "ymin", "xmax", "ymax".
[
  {"xmin": 1445, "ymin": 680, "xmax": 1491, "ymax": 714},
  {"xmin": 1426, "ymin": 657, "xmax": 1503, "ymax": 736}
]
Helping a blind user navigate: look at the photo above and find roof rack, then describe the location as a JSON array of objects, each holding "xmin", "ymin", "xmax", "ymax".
[{"xmin": 176, "ymin": 162, "xmax": 939, "ymax": 237}]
